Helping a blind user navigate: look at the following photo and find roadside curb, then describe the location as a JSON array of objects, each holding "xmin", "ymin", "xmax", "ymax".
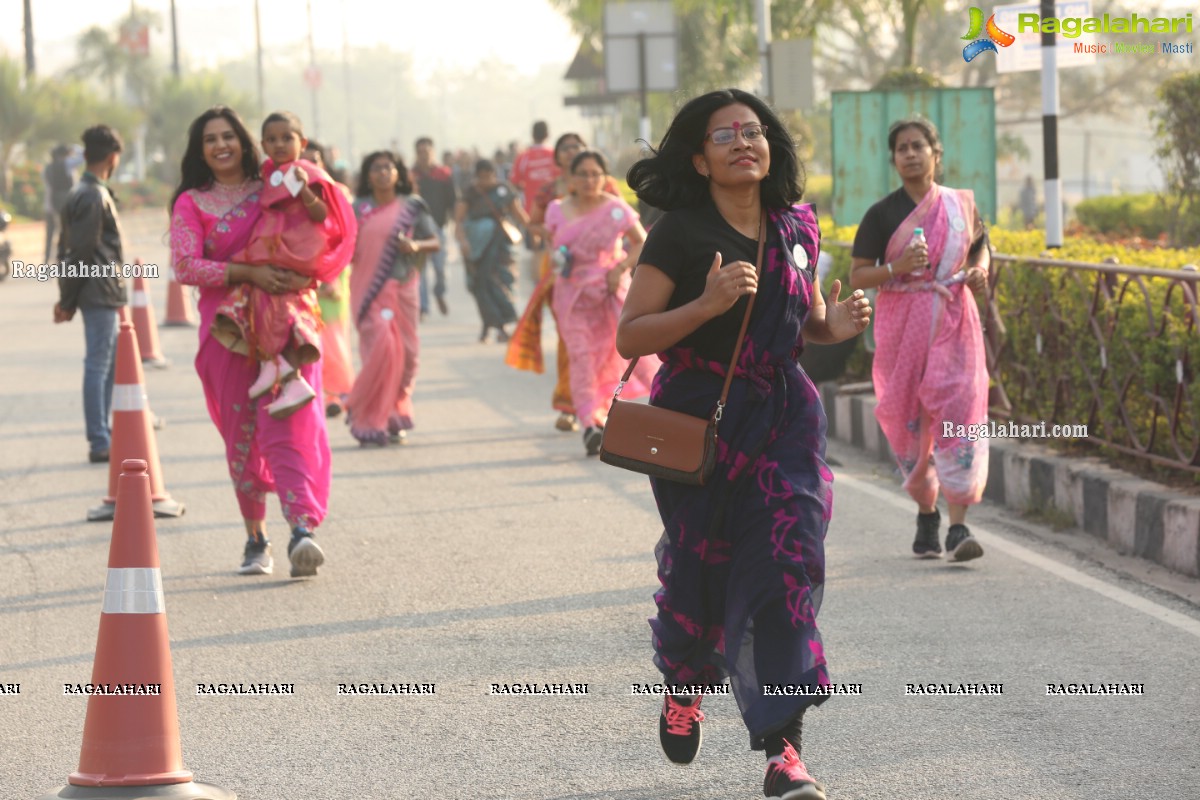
[{"xmin": 819, "ymin": 382, "xmax": 1200, "ymax": 578}]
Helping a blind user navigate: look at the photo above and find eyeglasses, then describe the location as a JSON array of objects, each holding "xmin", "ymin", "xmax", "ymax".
[
  {"xmin": 705, "ymin": 123, "xmax": 768, "ymax": 146},
  {"xmin": 573, "ymin": 171, "xmax": 606, "ymax": 180},
  {"xmin": 370, "ymin": 162, "xmax": 397, "ymax": 173}
]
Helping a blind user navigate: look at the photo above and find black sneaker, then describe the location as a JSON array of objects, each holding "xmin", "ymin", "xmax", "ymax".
[
  {"xmin": 287, "ymin": 528, "xmax": 325, "ymax": 577},
  {"xmin": 583, "ymin": 426, "xmax": 603, "ymax": 457},
  {"xmin": 659, "ymin": 694, "xmax": 705, "ymax": 765},
  {"xmin": 912, "ymin": 509, "xmax": 942, "ymax": 558},
  {"xmin": 238, "ymin": 538, "xmax": 273, "ymax": 575},
  {"xmin": 945, "ymin": 523, "xmax": 984, "ymax": 562},
  {"xmin": 763, "ymin": 741, "xmax": 826, "ymax": 800}
]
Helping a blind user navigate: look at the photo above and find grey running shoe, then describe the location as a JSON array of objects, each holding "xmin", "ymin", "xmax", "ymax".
[
  {"xmin": 287, "ymin": 528, "xmax": 325, "ymax": 577},
  {"xmin": 945, "ymin": 523, "xmax": 984, "ymax": 562},
  {"xmin": 238, "ymin": 538, "xmax": 273, "ymax": 575},
  {"xmin": 912, "ymin": 509, "xmax": 943, "ymax": 558}
]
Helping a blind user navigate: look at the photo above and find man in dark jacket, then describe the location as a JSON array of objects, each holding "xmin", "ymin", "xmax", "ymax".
[
  {"xmin": 412, "ymin": 136, "xmax": 457, "ymax": 318},
  {"xmin": 43, "ymin": 144, "xmax": 75, "ymax": 263},
  {"xmin": 53, "ymin": 125, "xmax": 126, "ymax": 463}
]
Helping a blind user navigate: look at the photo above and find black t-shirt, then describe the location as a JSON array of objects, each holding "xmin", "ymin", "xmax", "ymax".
[
  {"xmin": 411, "ymin": 165, "xmax": 457, "ymax": 227},
  {"xmin": 851, "ymin": 187, "xmax": 988, "ymax": 262},
  {"xmin": 638, "ymin": 201, "xmax": 765, "ymax": 364}
]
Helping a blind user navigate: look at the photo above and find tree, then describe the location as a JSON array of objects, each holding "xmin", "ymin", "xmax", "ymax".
[
  {"xmin": 0, "ymin": 57, "xmax": 44, "ymax": 201},
  {"xmin": 146, "ymin": 72, "xmax": 253, "ymax": 185},
  {"xmin": 69, "ymin": 8, "xmax": 161, "ymax": 109},
  {"xmin": 1153, "ymin": 71, "xmax": 1200, "ymax": 246},
  {"xmin": 549, "ymin": 0, "xmax": 837, "ymax": 99}
]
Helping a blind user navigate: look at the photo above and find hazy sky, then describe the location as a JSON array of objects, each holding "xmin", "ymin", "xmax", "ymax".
[{"xmin": 3, "ymin": 0, "xmax": 581, "ymax": 79}]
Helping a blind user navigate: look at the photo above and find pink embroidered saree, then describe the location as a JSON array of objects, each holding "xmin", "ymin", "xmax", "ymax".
[
  {"xmin": 169, "ymin": 182, "xmax": 331, "ymax": 530},
  {"xmin": 872, "ymin": 184, "xmax": 989, "ymax": 508}
]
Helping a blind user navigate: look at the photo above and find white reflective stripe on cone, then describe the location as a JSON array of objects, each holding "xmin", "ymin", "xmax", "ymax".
[
  {"xmin": 112, "ymin": 384, "xmax": 145, "ymax": 412},
  {"xmin": 102, "ymin": 568, "xmax": 165, "ymax": 614},
  {"xmin": 132, "ymin": 291, "xmax": 150, "ymax": 307}
]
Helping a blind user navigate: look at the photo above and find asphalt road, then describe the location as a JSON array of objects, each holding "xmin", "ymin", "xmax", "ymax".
[{"xmin": 2, "ymin": 215, "xmax": 1199, "ymax": 799}]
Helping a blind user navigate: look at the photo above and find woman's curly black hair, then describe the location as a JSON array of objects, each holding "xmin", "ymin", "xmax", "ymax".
[{"xmin": 626, "ymin": 88, "xmax": 805, "ymax": 211}]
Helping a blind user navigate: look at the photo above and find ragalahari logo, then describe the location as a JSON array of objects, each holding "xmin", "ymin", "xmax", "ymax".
[{"xmin": 962, "ymin": 7, "xmax": 1016, "ymax": 61}]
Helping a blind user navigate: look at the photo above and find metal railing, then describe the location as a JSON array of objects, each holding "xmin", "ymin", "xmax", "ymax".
[{"xmin": 827, "ymin": 242, "xmax": 1200, "ymax": 474}]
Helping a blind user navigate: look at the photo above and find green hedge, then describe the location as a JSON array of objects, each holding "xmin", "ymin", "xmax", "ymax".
[{"xmin": 1074, "ymin": 193, "xmax": 1169, "ymax": 239}]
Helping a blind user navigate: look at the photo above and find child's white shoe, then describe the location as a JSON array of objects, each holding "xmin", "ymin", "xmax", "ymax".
[
  {"xmin": 266, "ymin": 375, "xmax": 316, "ymax": 419},
  {"xmin": 249, "ymin": 355, "xmax": 296, "ymax": 399}
]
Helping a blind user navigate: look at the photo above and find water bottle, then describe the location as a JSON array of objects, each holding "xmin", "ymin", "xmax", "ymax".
[
  {"xmin": 552, "ymin": 245, "xmax": 573, "ymax": 277},
  {"xmin": 911, "ymin": 227, "xmax": 927, "ymax": 275}
]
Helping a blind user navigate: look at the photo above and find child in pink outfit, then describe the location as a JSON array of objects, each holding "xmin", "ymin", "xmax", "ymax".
[{"xmin": 212, "ymin": 110, "xmax": 356, "ymax": 419}]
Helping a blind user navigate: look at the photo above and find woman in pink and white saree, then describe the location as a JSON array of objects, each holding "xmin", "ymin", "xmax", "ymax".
[
  {"xmin": 850, "ymin": 118, "xmax": 992, "ymax": 563},
  {"xmin": 544, "ymin": 150, "xmax": 659, "ymax": 457}
]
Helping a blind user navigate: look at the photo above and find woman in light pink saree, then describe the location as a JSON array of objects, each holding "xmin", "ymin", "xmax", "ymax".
[
  {"xmin": 546, "ymin": 150, "xmax": 659, "ymax": 456},
  {"xmin": 169, "ymin": 106, "xmax": 330, "ymax": 579},
  {"xmin": 344, "ymin": 151, "xmax": 440, "ymax": 446},
  {"xmin": 850, "ymin": 118, "xmax": 991, "ymax": 563}
]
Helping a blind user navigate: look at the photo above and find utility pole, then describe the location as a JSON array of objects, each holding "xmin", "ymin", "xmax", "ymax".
[
  {"xmin": 755, "ymin": 0, "xmax": 772, "ymax": 100},
  {"xmin": 307, "ymin": 0, "xmax": 320, "ymax": 138},
  {"xmin": 254, "ymin": 0, "xmax": 265, "ymax": 119},
  {"xmin": 342, "ymin": 0, "xmax": 353, "ymax": 162},
  {"xmin": 23, "ymin": 0, "xmax": 35, "ymax": 77},
  {"xmin": 170, "ymin": 0, "xmax": 180, "ymax": 78}
]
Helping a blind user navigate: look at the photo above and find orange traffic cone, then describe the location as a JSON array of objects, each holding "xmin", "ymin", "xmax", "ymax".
[
  {"xmin": 39, "ymin": 460, "xmax": 235, "ymax": 800},
  {"xmin": 87, "ymin": 322, "xmax": 184, "ymax": 521},
  {"xmin": 162, "ymin": 258, "xmax": 196, "ymax": 327},
  {"xmin": 130, "ymin": 264, "xmax": 170, "ymax": 369}
]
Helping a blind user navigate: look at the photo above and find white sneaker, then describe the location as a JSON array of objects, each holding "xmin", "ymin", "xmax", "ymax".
[
  {"xmin": 249, "ymin": 355, "xmax": 296, "ymax": 399},
  {"xmin": 266, "ymin": 374, "xmax": 316, "ymax": 419}
]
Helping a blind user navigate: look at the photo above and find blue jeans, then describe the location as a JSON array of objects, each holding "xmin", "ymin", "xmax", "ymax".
[
  {"xmin": 80, "ymin": 306, "xmax": 119, "ymax": 454},
  {"xmin": 419, "ymin": 226, "xmax": 448, "ymax": 314}
]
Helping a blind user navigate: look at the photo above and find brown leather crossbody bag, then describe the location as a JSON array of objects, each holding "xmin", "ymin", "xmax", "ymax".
[{"xmin": 600, "ymin": 217, "xmax": 764, "ymax": 485}]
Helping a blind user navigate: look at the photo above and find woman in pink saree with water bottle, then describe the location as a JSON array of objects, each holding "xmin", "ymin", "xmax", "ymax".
[{"xmin": 850, "ymin": 117, "xmax": 992, "ymax": 563}]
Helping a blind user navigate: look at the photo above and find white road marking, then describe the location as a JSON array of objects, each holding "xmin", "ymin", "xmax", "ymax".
[{"xmin": 839, "ymin": 474, "xmax": 1200, "ymax": 640}]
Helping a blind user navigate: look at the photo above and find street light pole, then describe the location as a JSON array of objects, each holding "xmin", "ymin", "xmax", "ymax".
[
  {"xmin": 170, "ymin": 0, "xmax": 180, "ymax": 78},
  {"xmin": 254, "ymin": 0, "xmax": 265, "ymax": 119},
  {"xmin": 22, "ymin": 0, "xmax": 35, "ymax": 77},
  {"xmin": 755, "ymin": 0, "xmax": 772, "ymax": 100},
  {"xmin": 342, "ymin": 0, "xmax": 353, "ymax": 162},
  {"xmin": 307, "ymin": 0, "xmax": 320, "ymax": 138}
]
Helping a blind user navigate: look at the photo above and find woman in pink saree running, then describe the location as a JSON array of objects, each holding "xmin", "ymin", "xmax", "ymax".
[
  {"xmin": 544, "ymin": 150, "xmax": 658, "ymax": 456},
  {"xmin": 850, "ymin": 117, "xmax": 991, "ymax": 562},
  {"xmin": 345, "ymin": 150, "xmax": 441, "ymax": 446},
  {"xmin": 169, "ymin": 106, "xmax": 332, "ymax": 579}
]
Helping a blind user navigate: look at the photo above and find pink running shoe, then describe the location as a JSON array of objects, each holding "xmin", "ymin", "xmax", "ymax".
[
  {"xmin": 659, "ymin": 694, "xmax": 705, "ymax": 765},
  {"xmin": 266, "ymin": 374, "xmax": 316, "ymax": 419},
  {"xmin": 763, "ymin": 741, "xmax": 826, "ymax": 800},
  {"xmin": 248, "ymin": 355, "xmax": 297, "ymax": 400}
]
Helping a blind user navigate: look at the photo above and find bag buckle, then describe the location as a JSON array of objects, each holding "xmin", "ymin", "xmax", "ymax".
[
  {"xmin": 714, "ymin": 401, "xmax": 725, "ymax": 422},
  {"xmin": 613, "ymin": 380, "xmax": 627, "ymax": 399}
]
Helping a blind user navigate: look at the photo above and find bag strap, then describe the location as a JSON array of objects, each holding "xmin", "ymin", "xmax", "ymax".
[
  {"xmin": 615, "ymin": 214, "xmax": 767, "ymax": 426},
  {"xmin": 478, "ymin": 186, "xmax": 508, "ymax": 223}
]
